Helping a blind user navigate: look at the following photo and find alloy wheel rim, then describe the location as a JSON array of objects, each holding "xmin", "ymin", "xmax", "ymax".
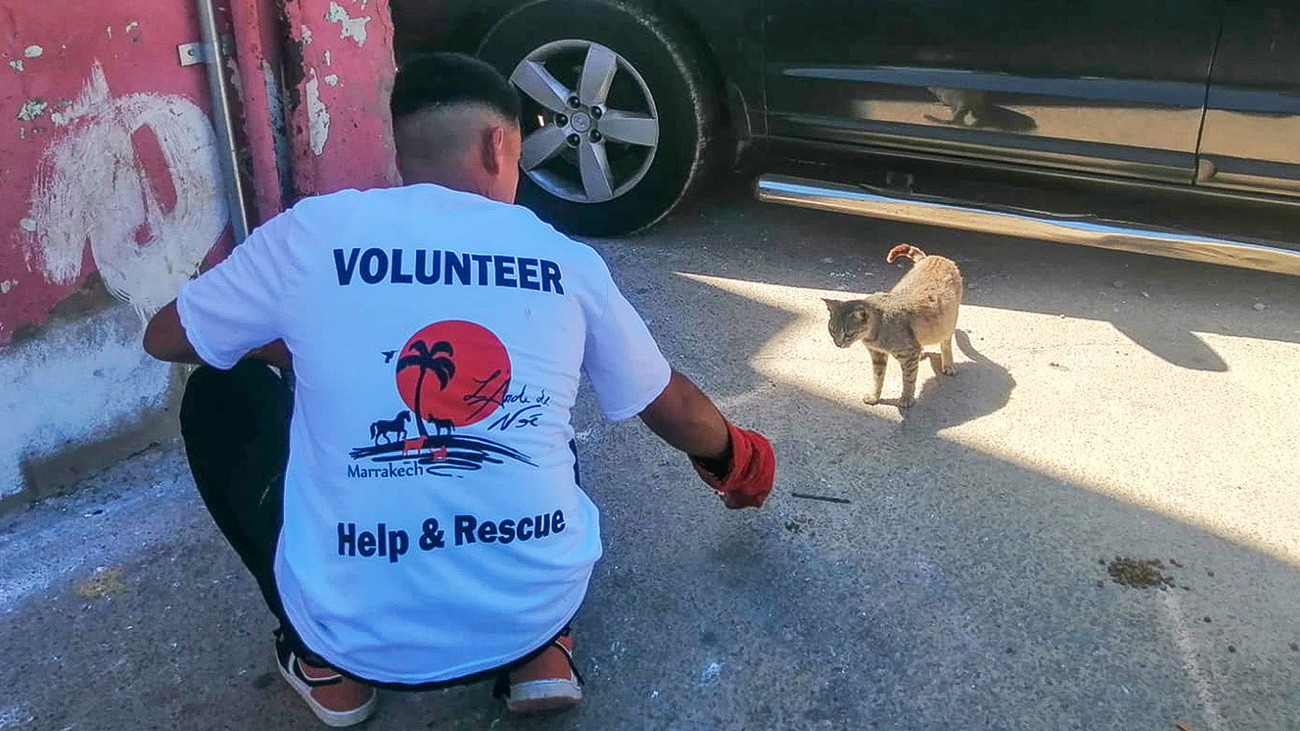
[{"xmin": 510, "ymin": 40, "xmax": 660, "ymax": 204}]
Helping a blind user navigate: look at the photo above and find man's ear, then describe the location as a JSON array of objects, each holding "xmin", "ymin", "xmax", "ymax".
[{"xmin": 481, "ymin": 125, "xmax": 507, "ymax": 175}]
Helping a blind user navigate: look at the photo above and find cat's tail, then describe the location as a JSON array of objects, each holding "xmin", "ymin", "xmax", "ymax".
[{"xmin": 886, "ymin": 244, "xmax": 926, "ymax": 263}]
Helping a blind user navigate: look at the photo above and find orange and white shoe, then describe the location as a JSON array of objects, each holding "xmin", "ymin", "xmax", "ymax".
[
  {"xmin": 275, "ymin": 632, "xmax": 377, "ymax": 727},
  {"xmin": 501, "ymin": 634, "xmax": 584, "ymax": 714}
]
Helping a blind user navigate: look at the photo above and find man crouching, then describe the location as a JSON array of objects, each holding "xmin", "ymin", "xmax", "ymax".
[{"xmin": 143, "ymin": 52, "xmax": 775, "ymax": 726}]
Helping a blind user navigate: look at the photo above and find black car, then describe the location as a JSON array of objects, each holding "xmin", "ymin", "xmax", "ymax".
[{"xmin": 394, "ymin": 0, "xmax": 1300, "ymax": 275}]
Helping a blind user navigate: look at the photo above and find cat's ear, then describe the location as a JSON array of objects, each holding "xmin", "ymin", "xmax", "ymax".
[{"xmin": 822, "ymin": 298, "xmax": 842, "ymax": 311}]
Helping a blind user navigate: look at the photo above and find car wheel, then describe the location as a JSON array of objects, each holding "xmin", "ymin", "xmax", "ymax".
[{"xmin": 476, "ymin": 0, "xmax": 719, "ymax": 237}]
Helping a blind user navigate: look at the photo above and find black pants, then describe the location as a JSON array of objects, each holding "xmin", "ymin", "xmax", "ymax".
[{"xmin": 179, "ymin": 361, "xmax": 570, "ymax": 692}]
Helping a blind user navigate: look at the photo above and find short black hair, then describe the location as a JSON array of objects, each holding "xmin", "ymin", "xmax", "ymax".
[{"xmin": 391, "ymin": 52, "xmax": 521, "ymax": 124}]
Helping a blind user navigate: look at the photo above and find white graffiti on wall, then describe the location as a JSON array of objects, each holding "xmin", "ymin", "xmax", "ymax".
[
  {"xmin": 24, "ymin": 61, "xmax": 229, "ymax": 318},
  {"xmin": 304, "ymin": 68, "xmax": 331, "ymax": 155}
]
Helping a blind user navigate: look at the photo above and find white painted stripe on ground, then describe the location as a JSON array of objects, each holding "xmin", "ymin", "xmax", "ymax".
[{"xmin": 1163, "ymin": 589, "xmax": 1224, "ymax": 731}]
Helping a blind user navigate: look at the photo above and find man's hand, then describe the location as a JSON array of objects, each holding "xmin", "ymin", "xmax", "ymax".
[
  {"xmin": 688, "ymin": 420, "xmax": 775, "ymax": 509},
  {"xmin": 639, "ymin": 371, "xmax": 775, "ymax": 509}
]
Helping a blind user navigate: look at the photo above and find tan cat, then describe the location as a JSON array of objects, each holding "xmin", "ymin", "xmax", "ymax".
[{"xmin": 823, "ymin": 245, "xmax": 964, "ymax": 407}]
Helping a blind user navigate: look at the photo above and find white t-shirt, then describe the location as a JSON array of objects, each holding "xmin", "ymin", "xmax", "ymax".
[{"xmin": 177, "ymin": 183, "xmax": 671, "ymax": 684}]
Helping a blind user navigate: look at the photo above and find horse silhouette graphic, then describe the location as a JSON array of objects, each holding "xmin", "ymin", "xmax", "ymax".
[{"xmin": 370, "ymin": 411, "xmax": 411, "ymax": 444}]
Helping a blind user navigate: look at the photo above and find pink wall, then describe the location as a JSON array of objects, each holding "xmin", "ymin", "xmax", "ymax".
[
  {"xmin": 281, "ymin": 0, "xmax": 399, "ymax": 198},
  {"xmin": 1, "ymin": 3, "xmax": 235, "ymax": 346},
  {"xmin": 0, "ymin": 0, "xmax": 398, "ymax": 346},
  {"xmin": 0, "ymin": 0, "xmax": 398, "ymax": 502}
]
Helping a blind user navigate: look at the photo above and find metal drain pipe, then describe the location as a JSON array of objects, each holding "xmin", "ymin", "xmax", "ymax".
[
  {"xmin": 757, "ymin": 174, "xmax": 1300, "ymax": 276},
  {"xmin": 194, "ymin": 0, "xmax": 251, "ymax": 243}
]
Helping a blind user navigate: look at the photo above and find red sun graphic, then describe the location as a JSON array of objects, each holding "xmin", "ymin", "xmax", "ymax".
[{"xmin": 394, "ymin": 321, "xmax": 511, "ymax": 429}]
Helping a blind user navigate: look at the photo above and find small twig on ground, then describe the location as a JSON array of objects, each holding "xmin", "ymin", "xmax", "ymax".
[{"xmin": 790, "ymin": 492, "xmax": 851, "ymax": 504}]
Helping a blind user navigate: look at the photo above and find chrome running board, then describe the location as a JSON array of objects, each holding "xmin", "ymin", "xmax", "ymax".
[{"xmin": 756, "ymin": 174, "xmax": 1300, "ymax": 276}]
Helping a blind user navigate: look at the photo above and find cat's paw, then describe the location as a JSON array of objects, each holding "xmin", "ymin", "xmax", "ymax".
[
  {"xmin": 863, "ymin": 394, "xmax": 881, "ymax": 405},
  {"xmin": 897, "ymin": 395, "xmax": 916, "ymax": 408},
  {"xmin": 941, "ymin": 364, "xmax": 957, "ymax": 376}
]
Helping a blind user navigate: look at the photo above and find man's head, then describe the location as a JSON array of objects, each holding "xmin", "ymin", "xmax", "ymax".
[{"xmin": 391, "ymin": 53, "xmax": 522, "ymax": 203}]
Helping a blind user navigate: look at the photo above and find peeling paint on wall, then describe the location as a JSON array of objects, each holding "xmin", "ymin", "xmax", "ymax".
[
  {"xmin": 224, "ymin": 56, "xmax": 245, "ymax": 102},
  {"xmin": 1, "ymin": 0, "xmax": 401, "ymax": 503},
  {"xmin": 324, "ymin": 2, "xmax": 372, "ymax": 45},
  {"xmin": 0, "ymin": 1, "xmax": 240, "ymax": 502},
  {"xmin": 305, "ymin": 69, "xmax": 331, "ymax": 155},
  {"xmin": 22, "ymin": 62, "xmax": 229, "ymax": 319},
  {"xmin": 281, "ymin": 0, "xmax": 398, "ymax": 198},
  {"xmin": 17, "ymin": 100, "xmax": 48, "ymax": 121},
  {"xmin": 262, "ymin": 60, "xmax": 292, "ymax": 200}
]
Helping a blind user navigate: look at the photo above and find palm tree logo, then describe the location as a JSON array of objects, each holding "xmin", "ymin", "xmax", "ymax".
[
  {"xmin": 396, "ymin": 340, "xmax": 456, "ymax": 438},
  {"xmin": 350, "ymin": 322, "xmax": 524, "ymax": 473}
]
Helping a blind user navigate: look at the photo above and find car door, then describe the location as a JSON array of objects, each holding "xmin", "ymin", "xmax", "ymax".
[
  {"xmin": 763, "ymin": 0, "xmax": 1223, "ymax": 183},
  {"xmin": 1195, "ymin": 5, "xmax": 1300, "ymax": 197}
]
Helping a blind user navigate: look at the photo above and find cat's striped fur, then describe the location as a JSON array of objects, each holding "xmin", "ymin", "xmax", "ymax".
[{"xmin": 824, "ymin": 245, "xmax": 964, "ymax": 407}]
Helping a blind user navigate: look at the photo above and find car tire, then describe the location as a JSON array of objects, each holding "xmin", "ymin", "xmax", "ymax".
[{"xmin": 476, "ymin": 0, "xmax": 719, "ymax": 237}]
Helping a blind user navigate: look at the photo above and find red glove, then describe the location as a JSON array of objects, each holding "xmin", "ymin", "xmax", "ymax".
[{"xmin": 690, "ymin": 421, "xmax": 775, "ymax": 509}]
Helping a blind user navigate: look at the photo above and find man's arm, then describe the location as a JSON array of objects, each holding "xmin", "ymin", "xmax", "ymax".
[
  {"xmin": 144, "ymin": 300, "xmax": 292, "ymax": 370},
  {"xmin": 143, "ymin": 212, "xmax": 298, "ymax": 371},
  {"xmin": 578, "ymin": 250, "xmax": 772, "ymax": 507},
  {"xmin": 143, "ymin": 301, "xmax": 200, "ymax": 364},
  {"xmin": 639, "ymin": 371, "xmax": 774, "ymax": 509},
  {"xmin": 639, "ymin": 370, "xmax": 731, "ymax": 463}
]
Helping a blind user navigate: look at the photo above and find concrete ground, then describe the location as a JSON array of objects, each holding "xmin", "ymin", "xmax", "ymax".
[{"xmin": 3, "ymin": 183, "xmax": 1298, "ymax": 731}]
